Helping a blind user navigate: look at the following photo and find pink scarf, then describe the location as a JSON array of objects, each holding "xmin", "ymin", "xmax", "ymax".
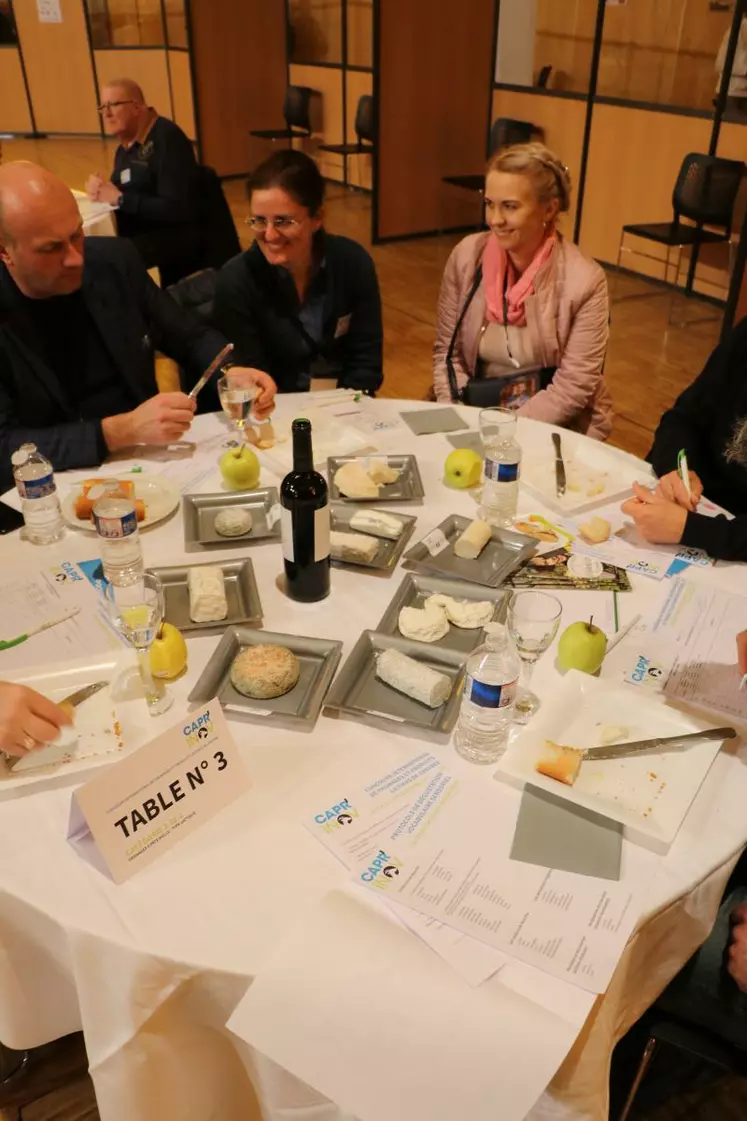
[{"xmin": 483, "ymin": 233, "xmax": 556, "ymax": 326}]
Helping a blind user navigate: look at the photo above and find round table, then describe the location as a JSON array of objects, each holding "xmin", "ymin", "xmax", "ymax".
[{"xmin": 0, "ymin": 397, "xmax": 745, "ymax": 1121}]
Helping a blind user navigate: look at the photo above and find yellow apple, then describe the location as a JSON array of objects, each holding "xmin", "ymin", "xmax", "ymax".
[
  {"xmin": 444, "ymin": 448, "xmax": 482, "ymax": 488},
  {"xmin": 220, "ymin": 446, "xmax": 260, "ymax": 491},
  {"xmin": 150, "ymin": 622, "xmax": 188, "ymax": 680}
]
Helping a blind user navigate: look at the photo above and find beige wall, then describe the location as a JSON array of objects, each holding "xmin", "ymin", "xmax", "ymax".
[
  {"xmin": 12, "ymin": 0, "xmax": 99, "ymax": 133},
  {"xmin": 168, "ymin": 50, "xmax": 195, "ymax": 141},
  {"xmin": 0, "ymin": 48, "xmax": 33, "ymax": 133}
]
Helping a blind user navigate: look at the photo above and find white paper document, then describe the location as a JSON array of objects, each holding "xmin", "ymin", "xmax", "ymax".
[
  {"xmin": 569, "ymin": 500, "xmax": 714, "ymax": 579},
  {"xmin": 619, "ymin": 578, "xmax": 747, "ymax": 721},
  {"xmin": 353, "ymin": 781, "xmax": 640, "ymax": 994},
  {"xmin": 304, "ymin": 754, "xmax": 507, "ymax": 986}
]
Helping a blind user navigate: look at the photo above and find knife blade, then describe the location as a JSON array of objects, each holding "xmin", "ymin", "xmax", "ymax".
[
  {"xmin": 584, "ymin": 726, "xmax": 736, "ymax": 762},
  {"xmin": 187, "ymin": 343, "xmax": 234, "ymax": 401},
  {"xmin": 59, "ymin": 680, "xmax": 109, "ymax": 710},
  {"xmin": 551, "ymin": 432, "xmax": 566, "ymax": 497}
]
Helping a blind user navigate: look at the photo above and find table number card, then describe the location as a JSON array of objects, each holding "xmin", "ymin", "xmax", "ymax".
[{"xmin": 68, "ymin": 701, "xmax": 250, "ymax": 883}]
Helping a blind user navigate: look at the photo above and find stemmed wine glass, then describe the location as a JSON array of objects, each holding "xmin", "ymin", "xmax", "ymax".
[
  {"xmin": 218, "ymin": 373, "xmax": 258, "ymax": 437},
  {"xmin": 507, "ymin": 591, "xmax": 562, "ymax": 723},
  {"xmin": 105, "ymin": 573, "xmax": 174, "ymax": 717}
]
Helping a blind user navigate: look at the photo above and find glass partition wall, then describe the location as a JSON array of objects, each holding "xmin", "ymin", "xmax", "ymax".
[{"xmin": 85, "ymin": 0, "xmax": 186, "ymax": 48}]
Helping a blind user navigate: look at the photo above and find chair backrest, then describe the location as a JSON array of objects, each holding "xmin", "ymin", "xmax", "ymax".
[
  {"xmin": 195, "ymin": 165, "xmax": 241, "ymax": 268},
  {"xmin": 354, "ymin": 95, "xmax": 375, "ymax": 145},
  {"xmin": 536, "ymin": 64, "xmax": 552, "ymax": 88},
  {"xmin": 283, "ymin": 84, "xmax": 314, "ymax": 134},
  {"xmin": 488, "ymin": 117, "xmax": 535, "ymax": 157},
  {"xmin": 673, "ymin": 152, "xmax": 745, "ymax": 231}
]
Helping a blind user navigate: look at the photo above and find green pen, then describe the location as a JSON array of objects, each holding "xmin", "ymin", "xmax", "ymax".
[
  {"xmin": 0, "ymin": 608, "xmax": 80, "ymax": 652},
  {"xmin": 677, "ymin": 448, "xmax": 692, "ymax": 502}
]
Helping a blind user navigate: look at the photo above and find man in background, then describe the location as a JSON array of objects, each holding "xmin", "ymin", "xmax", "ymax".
[
  {"xmin": 0, "ymin": 162, "xmax": 275, "ymax": 490},
  {"xmin": 85, "ymin": 78, "xmax": 202, "ymax": 285}
]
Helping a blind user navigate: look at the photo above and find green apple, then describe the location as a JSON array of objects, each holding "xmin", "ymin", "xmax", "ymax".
[
  {"xmin": 444, "ymin": 448, "xmax": 482, "ymax": 489},
  {"xmin": 220, "ymin": 446, "xmax": 260, "ymax": 491},
  {"xmin": 557, "ymin": 617, "xmax": 608, "ymax": 675},
  {"xmin": 150, "ymin": 622, "xmax": 188, "ymax": 680}
]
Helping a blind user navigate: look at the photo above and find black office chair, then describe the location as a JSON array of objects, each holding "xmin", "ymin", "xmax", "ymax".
[
  {"xmin": 318, "ymin": 94, "xmax": 374, "ymax": 156},
  {"xmin": 442, "ymin": 117, "xmax": 538, "ymax": 196},
  {"xmin": 250, "ymin": 84, "xmax": 315, "ymax": 145},
  {"xmin": 616, "ymin": 151, "xmax": 745, "ymax": 321},
  {"xmin": 536, "ymin": 64, "xmax": 552, "ymax": 88}
]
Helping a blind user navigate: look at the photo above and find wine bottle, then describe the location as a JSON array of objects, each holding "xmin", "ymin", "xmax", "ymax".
[{"xmin": 280, "ymin": 419, "xmax": 331, "ymax": 602}]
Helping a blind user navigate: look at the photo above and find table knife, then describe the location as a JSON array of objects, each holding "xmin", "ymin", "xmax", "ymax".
[
  {"xmin": 584, "ymin": 726, "xmax": 735, "ymax": 762},
  {"xmin": 188, "ymin": 343, "xmax": 234, "ymax": 401},
  {"xmin": 551, "ymin": 432, "xmax": 566, "ymax": 497}
]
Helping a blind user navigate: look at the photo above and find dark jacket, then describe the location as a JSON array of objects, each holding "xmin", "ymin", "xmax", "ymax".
[
  {"xmin": 0, "ymin": 237, "xmax": 227, "ymax": 490},
  {"xmin": 212, "ymin": 233, "xmax": 383, "ymax": 394},
  {"xmin": 648, "ymin": 317, "xmax": 747, "ymax": 561},
  {"xmin": 113, "ymin": 115, "xmax": 199, "ymax": 233}
]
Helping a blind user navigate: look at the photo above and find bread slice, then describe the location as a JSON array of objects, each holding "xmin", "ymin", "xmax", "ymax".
[{"xmin": 535, "ymin": 740, "xmax": 584, "ymax": 786}]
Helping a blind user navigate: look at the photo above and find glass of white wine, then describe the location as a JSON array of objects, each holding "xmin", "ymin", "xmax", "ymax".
[
  {"xmin": 105, "ymin": 574, "xmax": 174, "ymax": 717},
  {"xmin": 218, "ymin": 373, "xmax": 258, "ymax": 436},
  {"xmin": 507, "ymin": 591, "xmax": 562, "ymax": 724}
]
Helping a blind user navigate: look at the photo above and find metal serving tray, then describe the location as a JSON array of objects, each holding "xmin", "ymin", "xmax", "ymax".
[
  {"xmin": 402, "ymin": 514, "xmax": 536, "ymax": 587},
  {"xmin": 182, "ymin": 487, "xmax": 281, "ymax": 549},
  {"xmin": 323, "ymin": 630, "xmax": 466, "ymax": 734},
  {"xmin": 146, "ymin": 559, "xmax": 262, "ymax": 633},
  {"xmin": 327, "ymin": 455, "xmax": 425, "ymax": 503},
  {"xmin": 329, "ymin": 504, "xmax": 417, "ymax": 573},
  {"xmin": 188, "ymin": 627, "xmax": 342, "ymax": 727},
  {"xmin": 376, "ymin": 573, "xmax": 507, "ymax": 653}
]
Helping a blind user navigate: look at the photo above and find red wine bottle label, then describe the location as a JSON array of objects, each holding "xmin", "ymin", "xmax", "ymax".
[{"xmin": 280, "ymin": 505, "xmax": 330, "ymax": 563}]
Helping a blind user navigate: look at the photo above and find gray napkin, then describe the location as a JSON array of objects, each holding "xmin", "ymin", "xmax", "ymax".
[
  {"xmin": 510, "ymin": 785, "xmax": 622, "ymax": 880},
  {"xmin": 400, "ymin": 408, "xmax": 469, "ymax": 435},
  {"xmin": 446, "ymin": 431, "xmax": 483, "ymax": 453}
]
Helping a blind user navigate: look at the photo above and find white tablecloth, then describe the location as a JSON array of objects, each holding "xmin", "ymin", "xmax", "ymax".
[
  {"xmin": 74, "ymin": 190, "xmax": 116, "ymax": 238},
  {"xmin": 0, "ymin": 398, "xmax": 745, "ymax": 1121}
]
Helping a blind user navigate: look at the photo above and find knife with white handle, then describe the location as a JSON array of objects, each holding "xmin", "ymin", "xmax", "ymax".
[{"xmin": 584, "ymin": 726, "xmax": 736, "ymax": 761}]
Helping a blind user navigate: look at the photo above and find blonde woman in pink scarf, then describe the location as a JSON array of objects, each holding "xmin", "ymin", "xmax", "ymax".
[{"xmin": 433, "ymin": 143, "xmax": 612, "ymax": 440}]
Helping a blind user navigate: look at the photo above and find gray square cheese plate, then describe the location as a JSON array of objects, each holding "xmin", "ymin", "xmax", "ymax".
[
  {"xmin": 146, "ymin": 559, "xmax": 262, "ymax": 633},
  {"xmin": 402, "ymin": 514, "xmax": 537, "ymax": 587},
  {"xmin": 188, "ymin": 627, "xmax": 342, "ymax": 727},
  {"xmin": 376, "ymin": 573, "xmax": 508, "ymax": 653},
  {"xmin": 182, "ymin": 487, "xmax": 281, "ymax": 549},
  {"xmin": 327, "ymin": 455, "xmax": 425, "ymax": 503},
  {"xmin": 330, "ymin": 503, "xmax": 417, "ymax": 573}
]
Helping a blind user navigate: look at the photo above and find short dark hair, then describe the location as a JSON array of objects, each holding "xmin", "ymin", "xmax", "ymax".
[{"xmin": 247, "ymin": 150, "xmax": 324, "ymax": 214}]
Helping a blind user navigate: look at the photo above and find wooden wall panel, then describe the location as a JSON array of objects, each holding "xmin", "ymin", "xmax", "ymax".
[
  {"xmin": 491, "ymin": 88, "xmax": 586, "ymax": 238},
  {"xmin": 0, "ymin": 48, "xmax": 32, "ymax": 133},
  {"xmin": 189, "ymin": 0, "xmax": 287, "ymax": 178},
  {"xmin": 347, "ymin": 0, "xmax": 372, "ymax": 68},
  {"xmin": 377, "ymin": 0, "xmax": 496, "ymax": 240},
  {"xmin": 12, "ymin": 0, "xmax": 99, "ymax": 133},
  {"xmin": 168, "ymin": 49, "xmax": 195, "ymax": 141},
  {"xmin": 289, "ymin": 61, "xmax": 344, "ymax": 183},
  {"xmin": 94, "ymin": 48, "xmax": 171, "ymax": 117},
  {"xmin": 345, "ymin": 67, "xmax": 372, "ymax": 189}
]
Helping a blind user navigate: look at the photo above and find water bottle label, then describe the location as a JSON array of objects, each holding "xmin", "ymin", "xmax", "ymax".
[
  {"xmin": 17, "ymin": 473, "xmax": 55, "ymax": 500},
  {"xmin": 466, "ymin": 674, "xmax": 518, "ymax": 709},
  {"xmin": 484, "ymin": 459, "xmax": 519, "ymax": 484},
  {"xmin": 93, "ymin": 510, "xmax": 138, "ymax": 539}
]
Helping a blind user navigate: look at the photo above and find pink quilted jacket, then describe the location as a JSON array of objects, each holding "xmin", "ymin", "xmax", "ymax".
[{"xmin": 432, "ymin": 231, "xmax": 613, "ymax": 440}]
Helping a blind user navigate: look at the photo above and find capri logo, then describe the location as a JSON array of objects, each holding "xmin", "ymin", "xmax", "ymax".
[
  {"xmin": 183, "ymin": 710, "xmax": 214, "ymax": 747},
  {"xmin": 360, "ymin": 850, "xmax": 404, "ymax": 891},
  {"xmin": 630, "ymin": 656, "xmax": 664, "ymax": 686},
  {"xmin": 313, "ymin": 799, "xmax": 360, "ymax": 833}
]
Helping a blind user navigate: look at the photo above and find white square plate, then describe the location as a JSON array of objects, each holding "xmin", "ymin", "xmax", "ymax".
[
  {"xmin": 496, "ymin": 670, "xmax": 727, "ymax": 847},
  {"xmin": 519, "ymin": 424, "xmax": 654, "ymax": 515}
]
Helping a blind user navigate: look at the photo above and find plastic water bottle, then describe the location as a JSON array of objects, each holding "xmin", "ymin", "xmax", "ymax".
[
  {"xmin": 480, "ymin": 408, "xmax": 521, "ymax": 526},
  {"xmin": 454, "ymin": 623, "xmax": 521, "ymax": 764},
  {"xmin": 11, "ymin": 443, "xmax": 64, "ymax": 545},
  {"xmin": 92, "ymin": 492, "xmax": 144, "ymax": 586}
]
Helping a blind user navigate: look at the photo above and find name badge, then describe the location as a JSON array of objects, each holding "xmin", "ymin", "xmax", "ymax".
[
  {"xmin": 334, "ymin": 314, "xmax": 352, "ymax": 339},
  {"xmin": 120, "ymin": 168, "xmax": 131, "ymax": 185}
]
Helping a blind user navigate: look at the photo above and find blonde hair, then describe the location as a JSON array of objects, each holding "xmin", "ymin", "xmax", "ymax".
[{"xmin": 487, "ymin": 143, "xmax": 571, "ymax": 214}]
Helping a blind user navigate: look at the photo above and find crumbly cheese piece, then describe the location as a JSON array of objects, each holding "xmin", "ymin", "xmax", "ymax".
[
  {"xmin": 350, "ymin": 509, "xmax": 404, "ymax": 539},
  {"xmin": 586, "ymin": 479, "xmax": 606, "ymax": 497},
  {"xmin": 334, "ymin": 462, "xmax": 380, "ymax": 499},
  {"xmin": 188, "ymin": 565, "xmax": 228, "ymax": 623},
  {"xmin": 426, "ymin": 594, "xmax": 495, "ymax": 629},
  {"xmin": 230, "ymin": 644, "xmax": 300, "ymax": 699},
  {"xmin": 578, "ymin": 515, "xmax": 611, "ymax": 545},
  {"xmin": 376, "ymin": 648, "xmax": 451, "ymax": 707},
  {"xmin": 598, "ymin": 724, "xmax": 630, "ymax": 747},
  {"xmin": 454, "ymin": 518, "xmax": 492, "ymax": 559},
  {"xmin": 535, "ymin": 740, "xmax": 584, "ymax": 786},
  {"xmin": 398, "ymin": 602, "xmax": 450, "ymax": 643},
  {"xmin": 330, "ymin": 530, "xmax": 380, "ymax": 564},
  {"xmin": 368, "ymin": 461, "xmax": 400, "ymax": 485},
  {"xmin": 214, "ymin": 507, "xmax": 253, "ymax": 537}
]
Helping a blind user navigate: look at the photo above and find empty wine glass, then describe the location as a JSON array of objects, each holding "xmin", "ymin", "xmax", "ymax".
[
  {"xmin": 218, "ymin": 373, "xmax": 258, "ymax": 436},
  {"xmin": 507, "ymin": 591, "xmax": 562, "ymax": 723},
  {"xmin": 105, "ymin": 573, "xmax": 174, "ymax": 717}
]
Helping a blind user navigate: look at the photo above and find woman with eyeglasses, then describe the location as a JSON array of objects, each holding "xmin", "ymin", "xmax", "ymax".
[
  {"xmin": 433, "ymin": 143, "xmax": 612, "ymax": 439},
  {"xmin": 213, "ymin": 150, "xmax": 383, "ymax": 395}
]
